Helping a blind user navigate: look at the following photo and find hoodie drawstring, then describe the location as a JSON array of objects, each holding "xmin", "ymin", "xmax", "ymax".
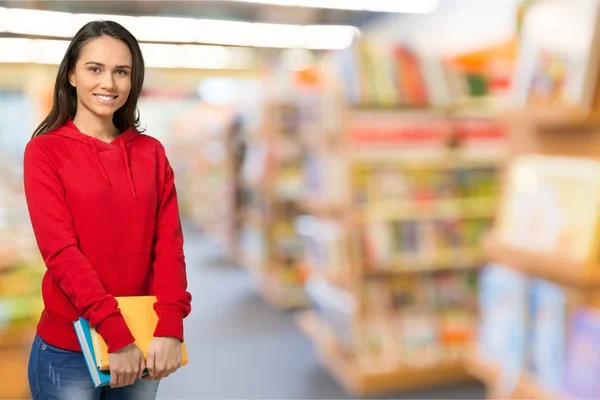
[
  {"xmin": 91, "ymin": 140, "xmax": 111, "ymax": 186},
  {"xmin": 120, "ymin": 140, "xmax": 138, "ymax": 198}
]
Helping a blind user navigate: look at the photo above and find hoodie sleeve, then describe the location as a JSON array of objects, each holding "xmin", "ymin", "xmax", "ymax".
[
  {"xmin": 24, "ymin": 141, "xmax": 135, "ymax": 353},
  {"xmin": 152, "ymin": 143, "xmax": 192, "ymax": 341}
]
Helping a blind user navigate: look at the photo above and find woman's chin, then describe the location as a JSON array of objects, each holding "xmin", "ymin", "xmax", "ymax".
[{"xmin": 92, "ymin": 107, "xmax": 117, "ymax": 118}]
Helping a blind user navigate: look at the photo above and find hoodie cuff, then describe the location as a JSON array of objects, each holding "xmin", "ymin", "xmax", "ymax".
[
  {"xmin": 96, "ymin": 313, "xmax": 135, "ymax": 353},
  {"xmin": 154, "ymin": 305, "xmax": 185, "ymax": 342}
]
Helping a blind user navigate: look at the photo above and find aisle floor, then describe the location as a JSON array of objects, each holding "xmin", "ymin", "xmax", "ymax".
[{"xmin": 157, "ymin": 227, "xmax": 486, "ymax": 399}]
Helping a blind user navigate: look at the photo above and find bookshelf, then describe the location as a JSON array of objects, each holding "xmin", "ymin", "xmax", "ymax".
[
  {"xmin": 296, "ymin": 95, "xmax": 508, "ymax": 396},
  {"xmin": 466, "ymin": 110, "xmax": 600, "ymax": 400},
  {"xmin": 238, "ymin": 96, "xmax": 313, "ymax": 309},
  {"xmin": 296, "ymin": 311, "xmax": 473, "ymax": 397},
  {"xmin": 169, "ymin": 102, "xmax": 238, "ymax": 257}
]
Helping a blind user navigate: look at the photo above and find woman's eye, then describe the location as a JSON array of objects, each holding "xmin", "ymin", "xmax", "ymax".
[
  {"xmin": 88, "ymin": 67, "xmax": 101, "ymax": 73},
  {"xmin": 115, "ymin": 70, "xmax": 129, "ymax": 76}
]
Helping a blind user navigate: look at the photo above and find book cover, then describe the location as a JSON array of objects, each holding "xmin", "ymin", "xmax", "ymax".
[
  {"xmin": 564, "ymin": 309, "xmax": 600, "ymax": 399},
  {"xmin": 478, "ymin": 264, "xmax": 528, "ymax": 373},
  {"xmin": 512, "ymin": 1, "xmax": 600, "ymax": 110},
  {"xmin": 497, "ymin": 155, "xmax": 600, "ymax": 264},
  {"xmin": 528, "ymin": 279, "xmax": 566, "ymax": 393},
  {"xmin": 73, "ymin": 318, "xmax": 111, "ymax": 388},
  {"xmin": 92, "ymin": 296, "xmax": 189, "ymax": 371}
]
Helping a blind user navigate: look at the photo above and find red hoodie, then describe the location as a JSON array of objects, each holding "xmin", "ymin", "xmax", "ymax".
[{"xmin": 23, "ymin": 119, "xmax": 192, "ymax": 353}]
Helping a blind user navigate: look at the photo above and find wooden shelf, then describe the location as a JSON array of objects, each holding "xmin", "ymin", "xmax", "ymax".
[
  {"xmin": 465, "ymin": 354, "xmax": 566, "ymax": 399},
  {"xmin": 351, "ymin": 149, "xmax": 505, "ymax": 168},
  {"xmin": 505, "ymin": 108, "xmax": 600, "ymax": 132},
  {"xmin": 296, "ymin": 311, "xmax": 473, "ymax": 397},
  {"xmin": 483, "ymin": 236, "xmax": 600, "ymax": 289},
  {"xmin": 511, "ymin": 374, "xmax": 565, "ymax": 400},
  {"xmin": 367, "ymin": 262, "xmax": 481, "ymax": 278},
  {"xmin": 371, "ymin": 248, "xmax": 484, "ymax": 275},
  {"xmin": 299, "ymin": 200, "xmax": 345, "ymax": 218},
  {"xmin": 363, "ymin": 198, "xmax": 496, "ymax": 221},
  {"xmin": 464, "ymin": 353, "xmax": 501, "ymax": 385}
]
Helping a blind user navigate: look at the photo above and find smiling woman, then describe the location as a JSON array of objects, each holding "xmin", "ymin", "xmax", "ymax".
[
  {"xmin": 31, "ymin": 21, "xmax": 145, "ymax": 140},
  {"xmin": 22, "ymin": 20, "xmax": 192, "ymax": 400},
  {"xmin": 68, "ymin": 37, "xmax": 134, "ymax": 142}
]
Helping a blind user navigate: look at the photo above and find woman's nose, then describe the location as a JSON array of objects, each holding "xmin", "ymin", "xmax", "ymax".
[{"xmin": 100, "ymin": 72, "xmax": 116, "ymax": 90}]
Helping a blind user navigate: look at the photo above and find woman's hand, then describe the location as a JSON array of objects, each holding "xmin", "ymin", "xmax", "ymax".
[
  {"xmin": 108, "ymin": 343, "xmax": 145, "ymax": 388},
  {"xmin": 144, "ymin": 337, "xmax": 182, "ymax": 380}
]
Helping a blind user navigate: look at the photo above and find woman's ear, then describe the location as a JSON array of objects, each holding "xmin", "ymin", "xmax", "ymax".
[{"xmin": 69, "ymin": 71, "xmax": 76, "ymax": 88}]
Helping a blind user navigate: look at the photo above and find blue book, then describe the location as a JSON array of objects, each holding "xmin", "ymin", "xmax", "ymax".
[
  {"xmin": 528, "ymin": 279, "xmax": 566, "ymax": 393},
  {"xmin": 73, "ymin": 318, "xmax": 111, "ymax": 388}
]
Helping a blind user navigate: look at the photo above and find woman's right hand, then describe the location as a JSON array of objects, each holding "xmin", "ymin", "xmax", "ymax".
[{"xmin": 108, "ymin": 343, "xmax": 145, "ymax": 388}]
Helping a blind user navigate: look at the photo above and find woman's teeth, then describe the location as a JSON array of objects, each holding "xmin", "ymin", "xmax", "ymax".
[{"xmin": 95, "ymin": 95, "xmax": 117, "ymax": 103}]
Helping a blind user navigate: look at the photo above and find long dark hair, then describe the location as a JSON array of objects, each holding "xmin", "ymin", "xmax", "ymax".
[{"xmin": 32, "ymin": 20, "xmax": 145, "ymax": 138}]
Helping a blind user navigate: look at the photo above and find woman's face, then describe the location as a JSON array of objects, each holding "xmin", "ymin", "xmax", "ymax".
[{"xmin": 69, "ymin": 36, "xmax": 132, "ymax": 120}]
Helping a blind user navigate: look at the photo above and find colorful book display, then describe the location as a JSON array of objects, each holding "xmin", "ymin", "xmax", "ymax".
[{"xmin": 496, "ymin": 155, "xmax": 600, "ymax": 264}]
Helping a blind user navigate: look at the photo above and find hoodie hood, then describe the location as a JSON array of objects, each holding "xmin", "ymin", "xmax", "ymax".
[{"xmin": 54, "ymin": 119, "xmax": 141, "ymax": 198}]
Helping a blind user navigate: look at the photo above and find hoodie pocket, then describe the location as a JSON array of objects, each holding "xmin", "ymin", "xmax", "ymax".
[{"xmin": 91, "ymin": 250, "xmax": 154, "ymax": 296}]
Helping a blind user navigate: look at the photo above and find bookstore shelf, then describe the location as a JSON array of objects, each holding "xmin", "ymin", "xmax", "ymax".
[
  {"xmin": 483, "ymin": 236, "xmax": 600, "ymax": 289},
  {"xmin": 511, "ymin": 374, "xmax": 565, "ymax": 400},
  {"xmin": 296, "ymin": 311, "xmax": 474, "ymax": 398},
  {"xmin": 464, "ymin": 353, "xmax": 500, "ymax": 386},
  {"xmin": 298, "ymin": 200, "xmax": 345, "ymax": 219},
  {"xmin": 294, "ymin": 83, "xmax": 506, "ymax": 393},
  {"xmin": 362, "ymin": 198, "xmax": 496, "ymax": 221},
  {"xmin": 465, "ymin": 354, "xmax": 565, "ymax": 400},
  {"xmin": 238, "ymin": 97, "xmax": 311, "ymax": 309},
  {"xmin": 368, "ymin": 256, "xmax": 484, "ymax": 277},
  {"xmin": 351, "ymin": 151, "xmax": 506, "ymax": 168}
]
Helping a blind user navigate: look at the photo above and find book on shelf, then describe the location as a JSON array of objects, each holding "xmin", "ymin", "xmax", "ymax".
[
  {"xmin": 477, "ymin": 264, "xmax": 528, "ymax": 374},
  {"xmin": 527, "ymin": 279, "xmax": 568, "ymax": 394},
  {"xmin": 333, "ymin": 39, "xmax": 439, "ymax": 108},
  {"xmin": 305, "ymin": 276, "xmax": 356, "ymax": 352},
  {"xmin": 302, "ymin": 153, "xmax": 349, "ymax": 207},
  {"xmin": 496, "ymin": 155, "xmax": 600, "ymax": 264},
  {"xmin": 564, "ymin": 309, "xmax": 600, "ymax": 399},
  {"xmin": 512, "ymin": 1, "xmax": 600, "ymax": 111},
  {"xmin": 295, "ymin": 216, "xmax": 349, "ymax": 279},
  {"xmin": 364, "ymin": 218, "xmax": 491, "ymax": 270},
  {"xmin": 355, "ymin": 158, "xmax": 497, "ymax": 270}
]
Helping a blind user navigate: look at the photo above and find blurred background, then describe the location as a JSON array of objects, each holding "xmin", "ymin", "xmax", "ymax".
[{"xmin": 2, "ymin": 0, "xmax": 600, "ymax": 399}]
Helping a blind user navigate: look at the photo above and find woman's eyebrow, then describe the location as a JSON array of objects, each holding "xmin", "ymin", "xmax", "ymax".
[{"xmin": 84, "ymin": 61, "xmax": 132, "ymax": 69}]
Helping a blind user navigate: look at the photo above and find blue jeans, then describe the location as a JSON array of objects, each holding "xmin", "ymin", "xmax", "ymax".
[{"xmin": 28, "ymin": 335, "xmax": 159, "ymax": 400}]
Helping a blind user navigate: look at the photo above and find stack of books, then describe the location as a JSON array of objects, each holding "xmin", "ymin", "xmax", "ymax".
[{"xmin": 73, "ymin": 296, "xmax": 188, "ymax": 388}]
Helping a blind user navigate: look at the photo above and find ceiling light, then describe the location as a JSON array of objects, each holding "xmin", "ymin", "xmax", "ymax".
[
  {"xmin": 221, "ymin": 0, "xmax": 439, "ymax": 13},
  {"xmin": 0, "ymin": 38, "xmax": 254, "ymax": 70},
  {"xmin": 0, "ymin": 38, "xmax": 29, "ymax": 63},
  {"xmin": 300, "ymin": 25, "xmax": 359, "ymax": 50},
  {"xmin": 0, "ymin": 7, "xmax": 359, "ymax": 49},
  {"xmin": 3, "ymin": 8, "xmax": 75, "ymax": 37},
  {"xmin": 178, "ymin": 45, "xmax": 233, "ymax": 69}
]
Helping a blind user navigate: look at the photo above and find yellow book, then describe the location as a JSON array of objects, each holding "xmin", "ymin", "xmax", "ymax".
[{"xmin": 91, "ymin": 296, "xmax": 188, "ymax": 371}]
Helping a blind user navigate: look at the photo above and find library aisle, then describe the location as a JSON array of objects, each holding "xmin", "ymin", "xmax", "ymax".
[{"xmin": 157, "ymin": 222, "xmax": 485, "ymax": 399}]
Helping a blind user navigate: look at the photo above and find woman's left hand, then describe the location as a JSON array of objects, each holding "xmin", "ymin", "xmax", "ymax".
[{"xmin": 144, "ymin": 337, "xmax": 182, "ymax": 380}]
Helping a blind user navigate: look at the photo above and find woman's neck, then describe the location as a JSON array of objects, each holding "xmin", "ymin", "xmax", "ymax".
[{"xmin": 73, "ymin": 112, "xmax": 119, "ymax": 143}]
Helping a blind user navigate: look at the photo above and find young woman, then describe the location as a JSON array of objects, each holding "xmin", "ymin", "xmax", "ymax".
[{"xmin": 23, "ymin": 20, "xmax": 192, "ymax": 400}]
